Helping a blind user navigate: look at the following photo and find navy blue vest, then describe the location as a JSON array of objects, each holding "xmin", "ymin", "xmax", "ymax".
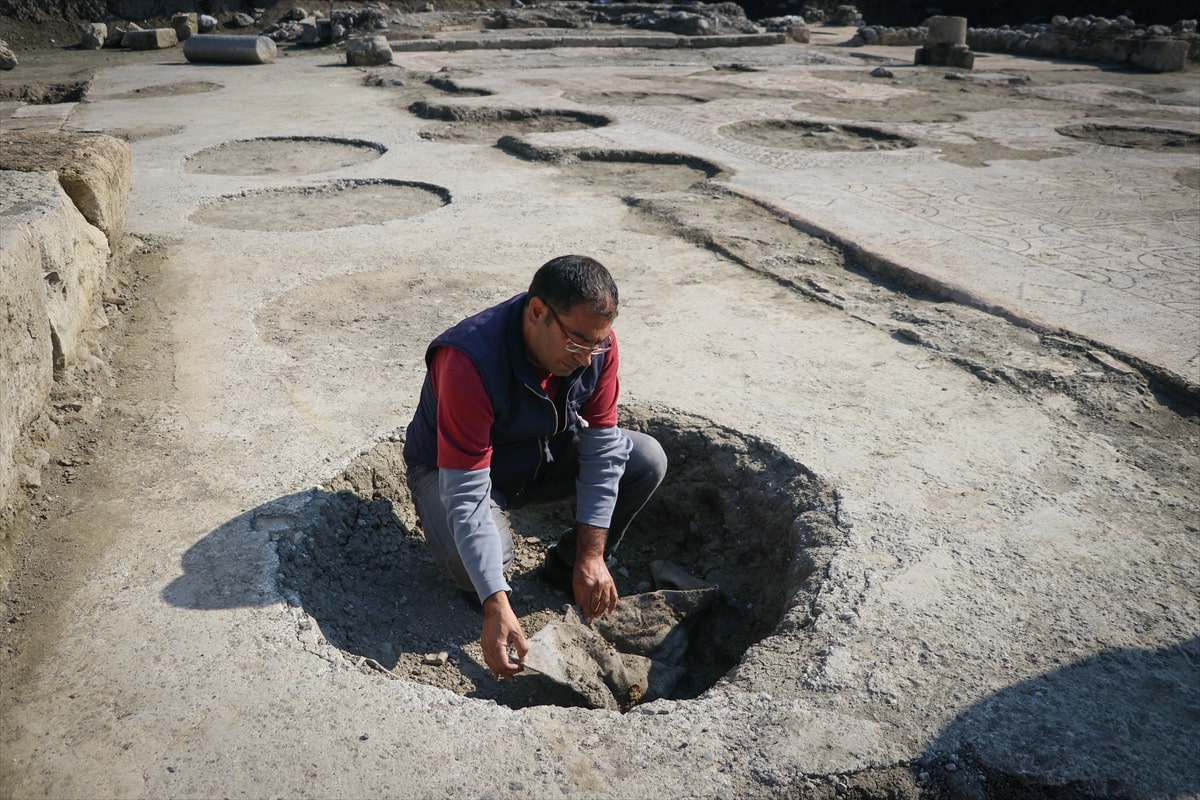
[{"xmin": 404, "ymin": 293, "xmax": 606, "ymax": 494}]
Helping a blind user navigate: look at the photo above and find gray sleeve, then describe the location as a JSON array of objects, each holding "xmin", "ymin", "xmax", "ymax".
[
  {"xmin": 439, "ymin": 467, "xmax": 511, "ymax": 602},
  {"xmin": 575, "ymin": 425, "xmax": 632, "ymax": 529}
]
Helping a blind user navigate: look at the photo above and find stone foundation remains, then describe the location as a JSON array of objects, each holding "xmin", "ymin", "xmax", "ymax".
[
  {"xmin": 0, "ymin": 133, "xmax": 131, "ymax": 544},
  {"xmin": 914, "ymin": 16, "xmax": 975, "ymax": 69},
  {"xmin": 854, "ymin": 14, "xmax": 1199, "ymax": 72}
]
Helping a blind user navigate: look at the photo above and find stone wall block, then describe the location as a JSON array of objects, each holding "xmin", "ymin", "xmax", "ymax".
[
  {"xmin": 1131, "ymin": 38, "xmax": 1188, "ymax": 71},
  {"xmin": 0, "ymin": 132, "xmax": 133, "ymax": 254},
  {"xmin": 123, "ymin": 28, "xmax": 178, "ymax": 50},
  {"xmin": 0, "ymin": 171, "xmax": 110, "ymax": 532}
]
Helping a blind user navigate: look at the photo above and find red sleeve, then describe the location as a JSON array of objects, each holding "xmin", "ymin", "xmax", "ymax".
[
  {"xmin": 431, "ymin": 347, "xmax": 494, "ymax": 471},
  {"xmin": 579, "ymin": 331, "xmax": 619, "ymax": 428}
]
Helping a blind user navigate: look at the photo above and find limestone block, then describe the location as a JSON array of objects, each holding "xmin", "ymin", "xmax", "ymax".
[
  {"xmin": 1130, "ymin": 39, "xmax": 1188, "ymax": 72},
  {"xmin": 81, "ymin": 23, "xmax": 107, "ymax": 50},
  {"xmin": 172, "ymin": 13, "xmax": 198, "ymax": 41},
  {"xmin": 123, "ymin": 28, "xmax": 179, "ymax": 50},
  {"xmin": 0, "ymin": 132, "xmax": 133, "ymax": 253},
  {"xmin": 0, "ymin": 170, "xmax": 110, "ymax": 528},
  {"xmin": 346, "ymin": 34, "xmax": 393, "ymax": 66}
]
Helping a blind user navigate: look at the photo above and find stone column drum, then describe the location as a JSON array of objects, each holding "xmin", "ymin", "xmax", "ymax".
[
  {"xmin": 183, "ymin": 34, "xmax": 277, "ymax": 64},
  {"xmin": 915, "ymin": 15, "xmax": 975, "ymax": 69},
  {"xmin": 927, "ymin": 15, "xmax": 967, "ymax": 45}
]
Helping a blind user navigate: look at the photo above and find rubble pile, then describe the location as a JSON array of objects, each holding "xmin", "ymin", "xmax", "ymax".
[
  {"xmin": 255, "ymin": 2, "xmax": 769, "ymax": 44},
  {"xmin": 584, "ymin": 2, "xmax": 760, "ymax": 36},
  {"xmin": 853, "ymin": 14, "xmax": 1199, "ymax": 72}
]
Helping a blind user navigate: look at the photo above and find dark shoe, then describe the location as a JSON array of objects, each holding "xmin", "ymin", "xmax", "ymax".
[{"xmin": 538, "ymin": 545, "xmax": 574, "ymax": 592}]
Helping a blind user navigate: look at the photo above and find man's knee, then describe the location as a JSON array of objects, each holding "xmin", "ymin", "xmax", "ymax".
[{"xmin": 625, "ymin": 430, "xmax": 668, "ymax": 486}]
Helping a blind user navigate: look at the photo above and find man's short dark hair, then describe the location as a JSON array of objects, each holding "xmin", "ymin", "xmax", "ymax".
[{"xmin": 529, "ymin": 255, "xmax": 619, "ymax": 320}]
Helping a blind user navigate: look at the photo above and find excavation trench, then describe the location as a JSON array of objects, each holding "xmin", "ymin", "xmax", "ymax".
[{"xmin": 273, "ymin": 407, "xmax": 840, "ymax": 711}]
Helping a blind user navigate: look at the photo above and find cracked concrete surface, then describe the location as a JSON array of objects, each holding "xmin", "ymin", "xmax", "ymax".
[{"xmin": 1, "ymin": 30, "xmax": 1198, "ymax": 799}]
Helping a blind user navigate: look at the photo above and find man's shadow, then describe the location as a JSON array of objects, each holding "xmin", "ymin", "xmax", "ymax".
[
  {"xmin": 922, "ymin": 636, "xmax": 1200, "ymax": 797},
  {"xmin": 161, "ymin": 488, "xmax": 481, "ymax": 674}
]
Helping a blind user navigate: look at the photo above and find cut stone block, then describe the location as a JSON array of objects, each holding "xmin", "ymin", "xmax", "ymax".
[
  {"xmin": 1130, "ymin": 39, "xmax": 1188, "ymax": 72},
  {"xmin": 0, "ymin": 132, "xmax": 132, "ymax": 254},
  {"xmin": 123, "ymin": 28, "xmax": 178, "ymax": 50}
]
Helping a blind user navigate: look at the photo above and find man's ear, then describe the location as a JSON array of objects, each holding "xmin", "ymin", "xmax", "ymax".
[{"xmin": 527, "ymin": 295, "xmax": 548, "ymax": 323}]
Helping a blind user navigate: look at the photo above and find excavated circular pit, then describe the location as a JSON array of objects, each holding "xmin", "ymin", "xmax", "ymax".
[
  {"xmin": 408, "ymin": 101, "xmax": 610, "ymax": 145},
  {"xmin": 561, "ymin": 91, "xmax": 709, "ymax": 106},
  {"xmin": 109, "ymin": 81, "xmax": 223, "ymax": 100},
  {"xmin": 1055, "ymin": 123, "xmax": 1200, "ymax": 153},
  {"xmin": 190, "ymin": 179, "xmax": 450, "ymax": 231},
  {"xmin": 185, "ymin": 136, "xmax": 387, "ymax": 176},
  {"xmin": 273, "ymin": 408, "xmax": 840, "ymax": 711},
  {"xmin": 720, "ymin": 119, "xmax": 916, "ymax": 152}
]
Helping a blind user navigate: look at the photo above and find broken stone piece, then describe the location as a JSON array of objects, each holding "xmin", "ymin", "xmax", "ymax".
[
  {"xmin": 346, "ymin": 34, "xmax": 393, "ymax": 67},
  {"xmin": 172, "ymin": 13, "xmax": 198, "ymax": 41},
  {"xmin": 650, "ymin": 559, "xmax": 716, "ymax": 592},
  {"xmin": 422, "ymin": 651, "xmax": 449, "ymax": 666},
  {"xmin": 123, "ymin": 28, "xmax": 178, "ymax": 50},
  {"xmin": 593, "ymin": 588, "xmax": 719, "ymax": 664},
  {"xmin": 81, "ymin": 23, "xmax": 106, "ymax": 50},
  {"xmin": 522, "ymin": 607, "xmax": 651, "ymax": 710}
]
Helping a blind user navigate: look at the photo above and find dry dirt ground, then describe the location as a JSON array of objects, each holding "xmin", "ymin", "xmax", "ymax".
[{"xmin": 0, "ymin": 23, "xmax": 1198, "ymax": 800}]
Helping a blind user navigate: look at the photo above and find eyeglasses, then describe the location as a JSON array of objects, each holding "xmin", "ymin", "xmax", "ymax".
[{"xmin": 544, "ymin": 304, "xmax": 612, "ymax": 357}]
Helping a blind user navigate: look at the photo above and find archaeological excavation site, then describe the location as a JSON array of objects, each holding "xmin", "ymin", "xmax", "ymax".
[{"xmin": 1, "ymin": 0, "xmax": 1197, "ymax": 798}]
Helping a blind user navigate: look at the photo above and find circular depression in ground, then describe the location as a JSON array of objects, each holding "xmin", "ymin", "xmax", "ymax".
[
  {"xmin": 185, "ymin": 136, "xmax": 387, "ymax": 176},
  {"xmin": 721, "ymin": 119, "xmax": 916, "ymax": 152},
  {"xmin": 190, "ymin": 179, "xmax": 450, "ymax": 231},
  {"xmin": 1055, "ymin": 123, "xmax": 1200, "ymax": 153},
  {"xmin": 272, "ymin": 407, "xmax": 840, "ymax": 711},
  {"xmin": 408, "ymin": 101, "xmax": 610, "ymax": 144}
]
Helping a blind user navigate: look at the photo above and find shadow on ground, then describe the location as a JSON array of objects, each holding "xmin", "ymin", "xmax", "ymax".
[{"xmin": 923, "ymin": 637, "xmax": 1200, "ymax": 798}]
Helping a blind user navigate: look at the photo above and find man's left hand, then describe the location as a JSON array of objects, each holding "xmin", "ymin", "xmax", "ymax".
[{"xmin": 573, "ymin": 555, "xmax": 617, "ymax": 623}]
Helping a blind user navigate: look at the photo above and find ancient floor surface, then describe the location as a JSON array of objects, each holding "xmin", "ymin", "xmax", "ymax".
[{"xmin": 1, "ymin": 29, "xmax": 1198, "ymax": 799}]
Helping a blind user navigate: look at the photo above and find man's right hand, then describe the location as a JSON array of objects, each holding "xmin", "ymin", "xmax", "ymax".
[{"xmin": 481, "ymin": 591, "xmax": 528, "ymax": 680}]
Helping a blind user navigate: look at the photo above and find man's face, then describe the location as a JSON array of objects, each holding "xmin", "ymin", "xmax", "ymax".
[{"xmin": 525, "ymin": 296, "xmax": 614, "ymax": 377}]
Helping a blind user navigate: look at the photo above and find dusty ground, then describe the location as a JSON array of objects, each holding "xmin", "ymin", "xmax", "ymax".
[{"xmin": 1, "ymin": 22, "xmax": 1197, "ymax": 800}]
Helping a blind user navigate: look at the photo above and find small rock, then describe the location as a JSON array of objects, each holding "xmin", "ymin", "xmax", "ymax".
[
  {"xmin": 0, "ymin": 39, "xmax": 17, "ymax": 70},
  {"xmin": 81, "ymin": 23, "xmax": 107, "ymax": 50},
  {"xmin": 346, "ymin": 34, "xmax": 392, "ymax": 66},
  {"xmin": 870, "ymin": 66, "xmax": 894, "ymax": 78},
  {"xmin": 422, "ymin": 651, "xmax": 449, "ymax": 666}
]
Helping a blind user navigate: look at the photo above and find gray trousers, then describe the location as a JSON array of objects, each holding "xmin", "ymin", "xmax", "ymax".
[{"xmin": 407, "ymin": 429, "xmax": 667, "ymax": 593}]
